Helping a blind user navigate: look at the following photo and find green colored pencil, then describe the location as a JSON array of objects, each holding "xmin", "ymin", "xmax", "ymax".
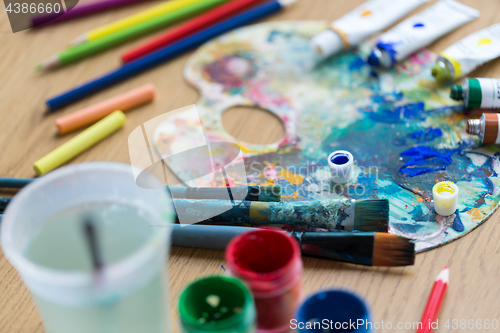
[{"xmin": 37, "ymin": 0, "xmax": 229, "ymax": 70}]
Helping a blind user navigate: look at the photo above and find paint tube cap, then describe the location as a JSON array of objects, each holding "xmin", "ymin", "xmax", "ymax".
[
  {"xmin": 450, "ymin": 85, "xmax": 463, "ymax": 101},
  {"xmin": 433, "ymin": 181, "xmax": 459, "ymax": 216},
  {"xmin": 431, "ymin": 63, "xmax": 453, "ymax": 83},
  {"xmin": 328, "ymin": 150, "xmax": 354, "ymax": 184},
  {"xmin": 367, "ymin": 46, "xmax": 393, "ymax": 68},
  {"xmin": 310, "ymin": 30, "xmax": 343, "ymax": 59}
]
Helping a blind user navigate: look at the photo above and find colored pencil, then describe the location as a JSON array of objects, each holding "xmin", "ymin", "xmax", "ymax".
[
  {"xmin": 44, "ymin": 0, "xmax": 297, "ymax": 111},
  {"xmin": 0, "ymin": 178, "xmax": 33, "ymax": 188},
  {"xmin": 122, "ymin": 0, "xmax": 266, "ymax": 63},
  {"xmin": 168, "ymin": 185, "xmax": 281, "ymax": 202},
  {"xmin": 71, "ymin": 0, "xmax": 228, "ymax": 45},
  {"xmin": 31, "ymin": 0, "xmax": 150, "ymax": 28},
  {"xmin": 172, "ymin": 224, "xmax": 415, "ymax": 266},
  {"xmin": 55, "ymin": 84, "xmax": 155, "ymax": 134},
  {"xmin": 416, "ymin": 267, "xmax": 449, "ymax": 333},
  {"xmin": 173, "ymin": 198, "xmax": 389, "ymax": 232},
  {"xmin": 37, "ymin": 0, "xmax": 228, "ymax": 71}
]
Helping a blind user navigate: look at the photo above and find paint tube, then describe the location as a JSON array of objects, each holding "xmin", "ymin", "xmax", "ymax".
[
  {"xmin": 367, "ymin": 0, "xmax": 480, "ymax": 68},
  {"xmin": 450, "ymin": 78, "xmax": 500, "ymax": 109},
  {"xmin": 310, "ymin": 0, "xmax": 428, "ymax": 60},
  {"xmin": 432, "ymin": 24, "xmax": 500, "ymax": 83},
  {"xmin": 467, "ymin": 113, "xmax": 500, "ymax": 144}
]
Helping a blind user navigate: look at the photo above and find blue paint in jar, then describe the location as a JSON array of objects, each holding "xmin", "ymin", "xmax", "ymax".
[{"xmin": 331, "ymin": 154, "xmax": 349, "ymax": 165}]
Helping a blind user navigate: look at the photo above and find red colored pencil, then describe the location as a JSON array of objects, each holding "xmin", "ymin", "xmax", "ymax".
[
  {"xmin": 416, "ymin": 266, "xmax": 449, "ymax": 333},
  {"xmin": 121, "ymin": 0, "xmax": 265, "ymax": 63}
]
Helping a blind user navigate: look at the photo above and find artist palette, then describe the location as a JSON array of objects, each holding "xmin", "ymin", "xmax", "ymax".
[{"xmin": 153, "ymin": 21, "xmax": 500, "ymax": 252}]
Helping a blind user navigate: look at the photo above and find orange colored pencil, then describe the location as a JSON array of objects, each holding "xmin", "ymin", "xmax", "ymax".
[
  {"xmin": 55, "ymin": 84, "xmax": 155, "ymax": 135},
  {"xmin": 416, "ymin": 266, "xmax": 449, "ymax": 333}
]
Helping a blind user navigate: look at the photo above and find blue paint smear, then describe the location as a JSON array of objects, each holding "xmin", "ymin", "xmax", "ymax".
[
  {"xmin": 360, "ymin": 93, "xmax": 427, "ymax": 124},
  {"xmin": 399, "ymin": 146, "xmax": 458, "ymax": 177},
  {"xmin": 376, "ymin": 41, "xmax": 400, "ymax": 64},
  {"xmin": 267, "ymin": 29, "xmax": 293, "ymax": 42},
  {"xmin": 391, "ymin": 222, "xmax": 424, "ymax": 234},
  {"xmin": 451, "ymin": 210, "xmax": 464, "ymax": 232},
  {"xmin": 409, "ymin": 128, "xmax": 443, "ymax": 143},
  {"xmin": 413, "ymin": 23, "xmax": 425, "ymax": 28},
  {"xmin": 349, "ymin": 57, "xmax": 366, "ymax": 71}
]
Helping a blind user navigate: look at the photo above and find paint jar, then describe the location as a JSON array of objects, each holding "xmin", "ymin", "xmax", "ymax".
[
  {"xmin": 226, "ymin": 228, "xmax": 303, "ymax": 333},
  {"xmin": 433, "ymin": 181, "xmax": 459, "ymax": 216},
  {"xmin": 179, "ymin": 276, "xmax": 256, "ymax": 333},
  {"xmin": 328, "ymin": 150, "xmax": 354, "ymax": 184},
  {"xmin": 1, "ymin": 162, "xmax": 174, "ymax": 333},
  {"xmin": 295, "ymin": 289, "xmax": 372, "ymax": 333}
]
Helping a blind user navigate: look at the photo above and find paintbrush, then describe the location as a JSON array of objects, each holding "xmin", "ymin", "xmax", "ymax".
[
  {"xmin": 0, "ymin": 198, "xmax": 11, "ymax": 211},
  {"xmin": 173, "ymin": 198, "xmax": 389, "ymax": 232},
  {"xmin": 172, "ymin": 224, "xmax": 415, "ymax": 267},
  {"xmin": 168, "ymin": 185, "xmax": 281, "ymax": 202},
  {"xmin": 0, "ymin": 178, "xmax": 33, "ymax": 188},
  {"xmin": 0, "ymin": 182, "xmax": 281, "ymax": 202},
  {"xmin": 0, "ymin": 185, "xmax": 281, "ymax": 210},
  {"xmin": 83, "ymin": 217, "xmax": 104, "ymax": 274}
]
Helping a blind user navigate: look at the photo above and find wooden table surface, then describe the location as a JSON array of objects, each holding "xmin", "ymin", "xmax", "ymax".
[{"xmin": 2, "ymin": 0, "xmax": 500, "ymax": 332}]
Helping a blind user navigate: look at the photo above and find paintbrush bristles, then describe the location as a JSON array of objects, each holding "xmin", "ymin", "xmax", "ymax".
[
  {"xmin": 354, "ymin": 199, "xmax": 389, "ymax": 232},
  {"xmin": 373, "ymin": 233, "xmax": 415, "ymax": 267}
]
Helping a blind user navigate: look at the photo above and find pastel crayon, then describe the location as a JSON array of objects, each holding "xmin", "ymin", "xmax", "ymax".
[
  {"xmin": 55, "ymin": 84, "xmax": 154, "ymax": 135},
  {"xmin": 34, "ymin": 111, "xmax": 126, "ymax": 176}
]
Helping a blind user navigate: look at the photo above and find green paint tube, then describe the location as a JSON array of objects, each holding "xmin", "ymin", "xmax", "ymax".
[
  {"xmin": 178, "ymin": 276, "xmax": 256, "ymax": 333},
  {"xmin": 450, "ymin": 78, "xmax": 500, "ymax": 109}
]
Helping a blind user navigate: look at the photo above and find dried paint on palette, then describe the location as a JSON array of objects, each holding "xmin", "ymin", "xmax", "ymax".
[{"xmin": 153, "ymin": 21, "xmax": 500, "ymax": 252}]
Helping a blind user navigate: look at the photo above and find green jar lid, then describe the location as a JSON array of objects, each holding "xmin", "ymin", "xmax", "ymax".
[
  {"xmin": 467, "ymin": 78, "xmax": 482, "ymax": 108},
  {"xmin": 179, "ymin": 276, "xmax": 256, "ymax": 333}
]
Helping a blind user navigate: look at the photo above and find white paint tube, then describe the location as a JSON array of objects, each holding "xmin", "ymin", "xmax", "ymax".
[
  {"xmin": 310, "ymin": 0, "xmax": 428, "ymax": 60},
  {"xmin": 432, "ymin": 24, "xmax": 500, "ymax": 83},
  {"xmin": 367, "ymin": 0, "xmax": 480, "ymax": 68}
]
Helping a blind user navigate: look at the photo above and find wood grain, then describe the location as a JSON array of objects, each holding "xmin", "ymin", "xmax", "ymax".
[{"xmin": 1, "ymin": 0, "xmax": 500, "ymax": 332}]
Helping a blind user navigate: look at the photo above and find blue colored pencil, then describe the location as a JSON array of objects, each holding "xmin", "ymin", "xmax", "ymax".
[
  {"xmin": 45, "ymin": 0, "xmax": 296, "ymax": 111},
  {"xmin": 0, "ymin": 178, "xmax": 34, "ymax": 188}
]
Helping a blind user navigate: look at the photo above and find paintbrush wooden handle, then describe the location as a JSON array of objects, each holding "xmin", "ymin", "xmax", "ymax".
[{"xmin": 172, "ymin": 199, "xmax": 360, "ymax": 230}]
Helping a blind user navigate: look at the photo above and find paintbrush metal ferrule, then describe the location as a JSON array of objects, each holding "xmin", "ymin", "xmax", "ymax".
[
  {"xmin": 167, "ymin": 185, "xmax": 281, "ymax": 202},
  {"xmin": 171, "ymin": 225, "xmax": 414, "ymax": 267},
  {"xmin": 289, "ymin": 231, "xmax": 376, "ymax": 266},
  {"xmin": 173, "ymin": 198, "xmax": 388, "ymax": 232}
]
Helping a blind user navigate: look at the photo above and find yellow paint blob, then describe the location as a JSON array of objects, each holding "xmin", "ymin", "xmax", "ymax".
[
  {"xmin": 478, "ymin": 38, "xmax": 492, "ymax": 45},
  {"xmin": 468, "ymin": 208, "xmax": 482, "ymax": 220},
  {"xmin": 361, "ymin": 10, "xmax": 372, "ymax": 16},
  {"xmin": 279, "ymin": 169, "xmax": 304, "ymax": 185}
]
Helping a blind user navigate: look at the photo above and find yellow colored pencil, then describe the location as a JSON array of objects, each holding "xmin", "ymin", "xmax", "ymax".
[
  {"xmin": 71, "ymin": 0, "xmax": 213, "ymax": 45},
  {"xmin": 33, "ymin": 111, "xmax": 126, "ymax": 176}
]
